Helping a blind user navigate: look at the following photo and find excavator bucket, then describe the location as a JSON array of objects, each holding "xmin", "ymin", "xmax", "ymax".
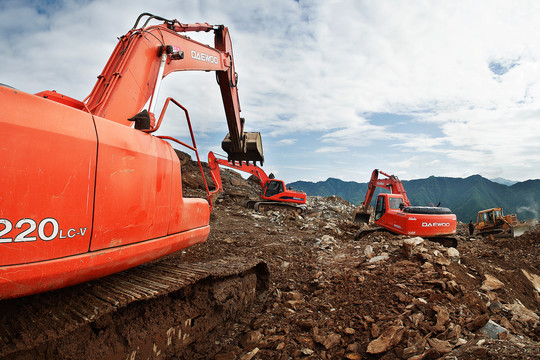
[
  {"xmin": 222, "ymin": 131, "xmax": 264, "ymax": 164},
  {"xmin": 352, "ymin": 208, "xmax": 371, "ymax": 224}
]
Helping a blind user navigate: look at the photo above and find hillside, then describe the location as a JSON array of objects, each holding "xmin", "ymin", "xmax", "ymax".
[{"xmin": 289, "ymin": 175, "xmax": 540, "ymax": 222}]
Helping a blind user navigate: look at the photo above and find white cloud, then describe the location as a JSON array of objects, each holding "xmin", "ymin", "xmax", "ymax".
[
  {"xmin": 315, "ymin": 146, "xmax": 349, "ymax": 153},
  {"xmin": 276, "ymin": 139, "xmax": 297, "ymax": 145},
  {"xmin": 2, "ymin": 0, "xmax": 540, "ymax": 183}
]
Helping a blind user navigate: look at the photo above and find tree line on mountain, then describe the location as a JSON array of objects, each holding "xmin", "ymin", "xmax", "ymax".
[{"xmin": 288, "ymin": 175, "xmax": 539, "ymax": 222}]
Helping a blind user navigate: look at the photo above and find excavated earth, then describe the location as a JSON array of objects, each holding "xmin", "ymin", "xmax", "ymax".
[
  {"xmin": 3, "ymin": 154, "xmax": 540, "ymax": 360},
  {"xmin": 178, "ymin": 157, "xmax": 540, "ymax": 360}
]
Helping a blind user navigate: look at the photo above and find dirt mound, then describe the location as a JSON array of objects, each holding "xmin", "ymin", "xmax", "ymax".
[
  {"xmin": 5, "ymin": 152, "xmax": 540, "ymax": 359},
  {"xmin": 175, "ymin": 152, "xmax": 540, "ymax": 359}
]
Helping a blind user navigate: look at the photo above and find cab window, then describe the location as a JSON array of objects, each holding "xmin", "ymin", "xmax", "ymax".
[
  {"xmin": 388, "ymin": 197, "xmax": 402, "ymax": 210},
  {"xmin": 265, "ymin": 180, "xmax": 284, "ymax": 197}
]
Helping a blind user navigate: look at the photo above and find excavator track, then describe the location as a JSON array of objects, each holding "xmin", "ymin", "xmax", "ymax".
[
  {"xmin": 0, "ymin": 257, "xmax": 269, "ymax": 360},
  {"xmin": 247, "ymin": 200, "xmax": 304, "ymax": 214},
  {"xmin": 355, "ymin": 227, "xmax": 458, "ymax": 247}
]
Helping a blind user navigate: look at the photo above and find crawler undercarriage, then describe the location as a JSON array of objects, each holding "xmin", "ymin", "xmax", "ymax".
[{"xmin": 0, "ymin": 257, "xmax": 268, "ymax": 360}]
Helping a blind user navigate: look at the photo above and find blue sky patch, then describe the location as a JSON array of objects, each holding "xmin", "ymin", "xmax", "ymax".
[
  {"xmin": 488, "ymin": 59, "xmax": 519, "ymax": 76},
  {"xmin": 365, "ymin": 112, "xmax": 444, "ymax": 137}
]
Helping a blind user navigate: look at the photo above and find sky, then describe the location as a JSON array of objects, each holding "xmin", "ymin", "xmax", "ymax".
[{"xmin": 2, "ymin": 0, "xmax": 540, "ymax": 184}]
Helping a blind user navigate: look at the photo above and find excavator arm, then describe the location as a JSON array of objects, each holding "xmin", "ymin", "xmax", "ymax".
[
  {"xmin": 359, "ymin": 169, "xmax": 411, "ymax": 211},
  {"xmin": 360, "ymin": 169, "xmax": 381, "ymax": 211},
  {"xmin": 208, "ymin": 151, "xmax": 269, "ymax": 195},
  {"xmin": 85, "ymin": 13, "xmax": 263, "ymax": 163}
]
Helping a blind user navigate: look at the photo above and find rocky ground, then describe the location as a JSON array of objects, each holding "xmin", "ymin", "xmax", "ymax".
[{"xmin": 176, "ymin": 155, "xmax": 540, "ymax": 360}]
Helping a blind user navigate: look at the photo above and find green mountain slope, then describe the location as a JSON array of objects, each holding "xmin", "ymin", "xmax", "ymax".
[{"xmin": 289, "ymin": 175, "xmax": 540, "ymax": 222}]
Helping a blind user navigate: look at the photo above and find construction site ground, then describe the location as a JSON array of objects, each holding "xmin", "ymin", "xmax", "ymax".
[
  {"xmin": 3, "ymin": 156, "xmax": 540, "ymax": 360},
  {"xmin": 175, "ymin": 159, "xmax": 540, "ymax": 359}
]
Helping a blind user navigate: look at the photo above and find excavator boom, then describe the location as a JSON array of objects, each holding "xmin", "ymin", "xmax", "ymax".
[{"xmin": 85, "ymin": 13, "xmax": 263, "ymax": 163}]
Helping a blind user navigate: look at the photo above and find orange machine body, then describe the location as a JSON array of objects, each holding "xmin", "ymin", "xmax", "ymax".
[
  {"xmin": 0, "ymin": 14, "xmax": 262, "ymax": 300},
  {"xmin": 0, "ymin": 86, "xmax": 210, "ymax": 299},
  {"xmin": 373, "ymin": 193, "xmax": 457, "ymax": 237},
  {"xmin": 355, "ymin": 169, "xmax": 457, "ymax": 238}
]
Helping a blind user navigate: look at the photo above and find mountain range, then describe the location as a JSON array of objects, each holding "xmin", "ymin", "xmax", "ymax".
[{"xmin": 288, "ymin": 175, "xmax": 540, "ymax": 222}]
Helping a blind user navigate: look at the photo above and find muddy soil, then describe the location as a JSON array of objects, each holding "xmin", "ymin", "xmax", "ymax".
[
  {"xmin": 175, "ymin": 158, "xmax": 540, "ymax": 359},
  {"xmin": 3, "ymin": 155, "xmax": 540, "ymax": 360}
]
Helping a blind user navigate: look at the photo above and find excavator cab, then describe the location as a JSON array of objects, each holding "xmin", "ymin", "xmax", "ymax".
[
  {"xmin": 264, "ymin": 180, "xmax": 285, "ymax": 198},
  {"xmin": 374, "ymin": 194, "xmax": 404, "ymax": 221}
]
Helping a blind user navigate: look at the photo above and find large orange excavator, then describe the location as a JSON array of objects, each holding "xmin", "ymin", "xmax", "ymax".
[
  {"xmin": 0, "ymin": 13, "xmax": 264, "ymax": 300},
  {"xmin": 208, "ymin": 151, "xmax": 306, "ymax": 212},
  {"xmin": 353, "ymin": 169, "xmax": 457, "ymax": 239}
]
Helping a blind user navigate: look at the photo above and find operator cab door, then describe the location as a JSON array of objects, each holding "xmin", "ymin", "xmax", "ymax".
[
  {"xmin": 264, "ymin": 180, "xmax": 284, "ymax": 198},
  {"xmin": 374, "ymin": 195, "xmax": 386, "ymax": 221}
]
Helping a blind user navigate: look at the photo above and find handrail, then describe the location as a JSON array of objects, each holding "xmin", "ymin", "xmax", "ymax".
[{"xmin": 149, "ymin": 97, "xmax": 213, "ymax": 208}]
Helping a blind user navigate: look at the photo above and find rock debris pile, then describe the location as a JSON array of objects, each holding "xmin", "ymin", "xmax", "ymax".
[{"xmin": 176, "ymin": 157, "xmax": 540, "ymax": 359}]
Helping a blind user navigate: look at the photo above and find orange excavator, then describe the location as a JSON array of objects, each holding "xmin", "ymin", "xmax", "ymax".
[
  {"xmin": 0, "ymin": 13, "xmax": 265, "ymax": 300},
  {"xmin": 353, "ymin": 170, "xmax": 457, "ymax": 239},
  {"xmin": 208, "ymin": 151, "xmax": 307, "ymax": 213},
  {"xmin": 0, "ymin": 13, "xmax": 270, "ymax": 358}
]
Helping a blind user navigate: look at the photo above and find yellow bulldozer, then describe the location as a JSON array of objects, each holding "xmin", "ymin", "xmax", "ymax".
[{"xmin": 475, "ymin": 207, "xmax": 531, "ymax": 237}]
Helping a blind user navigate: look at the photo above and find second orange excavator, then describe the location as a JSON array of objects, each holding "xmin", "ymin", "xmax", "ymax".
[
  {"xmin": 353, "ymin": 169, "xmax": 457, "ymax": 239},
  {"xmin": 208, "ymin": 151, "xmax": 306, "ymax": 213}
]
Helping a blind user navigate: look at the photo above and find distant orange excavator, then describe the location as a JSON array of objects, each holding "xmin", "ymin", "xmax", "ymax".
[
  {"xmin": 208, "ymin": 151, "xmax": 306, "ymax": 213},
  {"xmin": 353, "ymin": 169, "xmax": 457, "ymax": 239}
]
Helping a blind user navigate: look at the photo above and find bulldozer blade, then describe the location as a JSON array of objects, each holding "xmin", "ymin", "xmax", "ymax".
[{"xmin": 512, "ymin": 223, "xmax": 531, "ymax": 237}]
